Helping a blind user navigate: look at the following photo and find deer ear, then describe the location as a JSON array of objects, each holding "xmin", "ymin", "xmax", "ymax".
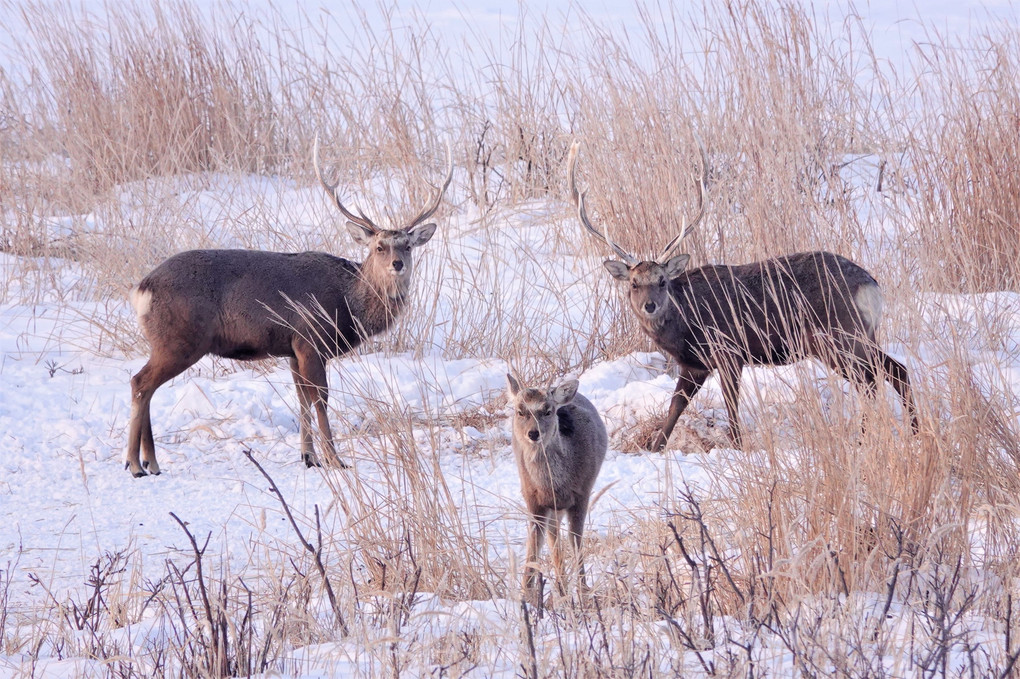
[
  {"xmin": 551, "ymin": 379, "xmax": 579, "ymax": 406},
  {"xmin": 506, "ymin": 373, "xmax": 522, "ymax": 398},
  {"xmin": 407, "ymin": 223, "xmax": 437, "ymax": 247},
  {"xmin": 663, "ymin": 254, "xmax": 691, "ymax": 278},
  {"xmin": 603, "ymin": 260, "xmax": 630, "ymax": 281},
  {"xmin": 347, "ymin": 221, "xmax": 376, "ymax": 246}
]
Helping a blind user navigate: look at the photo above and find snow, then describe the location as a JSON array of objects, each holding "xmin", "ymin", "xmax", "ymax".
[{"xmin": 3, "ymin": 168, "xmax": 1017, "ymax": 675}]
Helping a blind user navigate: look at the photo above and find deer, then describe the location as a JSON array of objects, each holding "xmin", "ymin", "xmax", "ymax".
[
  {"xmin": 567, "ymin": 137, "xmax": 918, "ymax": 451},
  {"xmin": 123, "ymin": 138, "xmax": 453, "ymax": 477},
  {"xmin": 506, "ymin": 374, "xmax": 608, "ymax": 603}
]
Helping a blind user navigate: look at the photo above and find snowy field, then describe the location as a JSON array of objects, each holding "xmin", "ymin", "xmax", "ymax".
[
  {"xmin": 1, "ymin": 1, "xmax": 1020, "ymax": 677},
  {"xmin": 2, "ymin": 168, "xmax": 1019, "ymax": 676}
]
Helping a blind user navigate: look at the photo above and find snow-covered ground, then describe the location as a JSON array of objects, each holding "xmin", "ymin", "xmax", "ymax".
[{"xmin": 2, "ymin": 161, "xmax": 1019, "ymax": 676}]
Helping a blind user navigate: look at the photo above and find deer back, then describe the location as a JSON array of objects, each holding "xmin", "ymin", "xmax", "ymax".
[
  {"xmin": 134, "ymin": 249, "xmax": 387, "ymax": 361},
  {"xmin": 657, "ymin": 251, "xmax": 881, "ymax": 370}
]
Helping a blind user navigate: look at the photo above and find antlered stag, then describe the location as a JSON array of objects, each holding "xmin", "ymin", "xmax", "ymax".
[
  {"xmin": 124, "ymin": 139, "xmax": 453, "ymax": 477},
  {"xmin": 567, "ymin": 138, "xmax": 917, "ymax": 450},
  {"xmin": 507, "ymin": 374, "xmax": 607, "ymax": 602}
]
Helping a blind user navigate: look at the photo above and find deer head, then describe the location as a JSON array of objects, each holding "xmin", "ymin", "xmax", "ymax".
[
  {"xmin": 567, "ymin": 135, "xmax": 707, "ymax": 321},
  {"xmin": 314, "ymin": 137, "xmax": 453, "ymax": 296},
  {"xmin": 507, "ymin": 374, "xmax": 579, "ymax": 447}
]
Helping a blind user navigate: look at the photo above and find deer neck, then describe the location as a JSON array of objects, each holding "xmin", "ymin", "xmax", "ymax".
[
  {"xmin": 518, "ymin": 434, "xmax": 567, "ymax": 487},
  {"xmin": 350, "ymin": 266, "xmax": 411, "ymax": 338}
]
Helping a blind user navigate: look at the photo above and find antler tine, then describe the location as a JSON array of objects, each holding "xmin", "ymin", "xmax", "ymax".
[
  {"xmin": 578, "ymin": 191, "xmax": 639, "ymax": 266},
  {"xmin": 407, "ymin": 140, "xmax": 454, "ymax": 229},
  {"xmin": 313, "ymin": 135, "xmax": 379, "ymax": 233},
  {"xmin": 657, "ymin": 131, "xmax": 709, "ymax": 264},
  {"xmin": 569, "ymin": 140, "xmax": 638, "ymax": 266}
]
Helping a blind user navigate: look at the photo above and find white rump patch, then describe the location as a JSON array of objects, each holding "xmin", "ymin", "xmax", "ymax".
[
  {"xmin": 129, "ymin": 287, "xmax": 152, "ymax": 320},
  {"xmin": 855, "ymin": 283, "xmax": 884, "ymax": 331}
]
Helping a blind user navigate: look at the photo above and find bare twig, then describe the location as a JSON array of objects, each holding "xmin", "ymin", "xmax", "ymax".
[{"xmin": 243, "ymin": 448, "xmax": 349, "ymax": 636}]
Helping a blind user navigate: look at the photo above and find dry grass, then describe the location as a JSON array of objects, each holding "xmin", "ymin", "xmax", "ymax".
[{"xmin": 2, "ymin": 0, "xmax": 1020, "ymax": 675}]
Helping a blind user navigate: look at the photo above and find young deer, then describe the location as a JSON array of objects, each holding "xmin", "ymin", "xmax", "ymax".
[
  {"xmin": 124, "ymin": 139, "xmax": 453, "ymax": 477},
  {"xmin": 507, "ymin": 374, "xmax": 608, "ymax": 602},
  {"xmin": 567, "ymin": 138, "xmax": 918, "ymax": 451}
]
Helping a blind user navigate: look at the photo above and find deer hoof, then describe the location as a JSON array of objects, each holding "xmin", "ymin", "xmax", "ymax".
[
  {"xmin": 304, "ymin": 454, "xmax": 352, "ymax": 470},
  {"xmin": 640, "ymin": 431, "xmax": 667, "ymax": 453}
]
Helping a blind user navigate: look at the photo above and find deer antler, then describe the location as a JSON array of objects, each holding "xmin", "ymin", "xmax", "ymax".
[
  {"xmin": 577, "ymin": 192, "xmax": 640, "ymax": 266},
  {"xmin": 407, "ymin": 140, "xmax": 454, "ymax": 229},
  {"xmin": 313, "ymin": 136, "xmax": 380, "ymax": 234},
  {"xmin": 656, "ymin": 132, "xmax": 708, "ymax": 264},
  {"xmin": 568, "ymin": 141, "xmax": 640, "ymax": 266}
]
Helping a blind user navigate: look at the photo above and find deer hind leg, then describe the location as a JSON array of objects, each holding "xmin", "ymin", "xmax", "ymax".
[
  {"xmin": 828, "ymin": 337, "xmax": 918, "ymax": 435},
  {"xmin": 826, "ymin": 337, "xmax": 918, "ymax": 435},
  {"xmin": 126, "ymin": 354, "xmax": 198, "ymax": 477},
  {"xmin": 567, "ymin": 502, "xmax": 590, "ymax": 594},
  {"xmin": 292, "ymin": 342, "xmax": 350, "ymax": 469},
  {"xmin": 882, "ymin": 352, "xmax": 919, "ymax": 433},
  {"xmin": 851, "ymin": 358, "xmax": 881, "ymax": 437},
  {"xmin": 817, "ymin": 337, "xmax": 880, "ymax": 434}
]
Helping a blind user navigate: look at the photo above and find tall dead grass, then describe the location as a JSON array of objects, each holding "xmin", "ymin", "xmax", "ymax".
[
  {"xmin": 907, "ymin": 23, "xmax": 1020, "ymax": 292},
  {"xmin": 3, "ymin": 0, "xmax": 1016, "ymax": 290}
]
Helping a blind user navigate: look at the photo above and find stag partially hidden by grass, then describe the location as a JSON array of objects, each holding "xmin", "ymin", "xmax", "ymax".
[
  {"xmin": 124, "ymin": 139, "xmax": 453, "ymax": 477},
  {"xmin": 567, "ymin": 138, "xmax": 918, "ymax": 451},
  {"xmin": 507, "ymin": 374, "xmax": 607, "ymax": 603}
]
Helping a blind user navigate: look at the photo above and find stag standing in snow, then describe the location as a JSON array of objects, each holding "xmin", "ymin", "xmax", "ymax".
[
  {"xmin": 124, "ymin": 140, "xmax": 452, "ymax": 477},
  {"xmin": 567, "ymin": 137, "xmax": 918, "ymax": 450}
]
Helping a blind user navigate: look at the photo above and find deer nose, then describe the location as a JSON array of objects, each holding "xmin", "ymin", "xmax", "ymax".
[
  {"xmin": 392, "ymin": 259, "xmax": 404, "ymax": 272},
  {"xmin": 643, "ymin": 301, "xmax": 657, "ymax": 314},
  {"xmin": 527, "ymin": 429, "xmax": 540, "ymax": 442}
]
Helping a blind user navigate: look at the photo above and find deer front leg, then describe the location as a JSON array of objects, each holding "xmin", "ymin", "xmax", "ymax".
[
  {"xmin": 645, "ymin": 366, "xmax": 710, "ymax": 452},
  {"xmin": 568, "ymin": 504, "xmax": 589, "ymax": 594},
  {"xmin": 289, "ymin": 357, "xmax": 316, "ymax": 466},
  {"xmin": 717, "ymin": 357, "xmax": 745, "ymax": 449},
  {"xmin": 524, "ymin": 509, "xmax": 551, "ymax": 605},
  {"xmin": 546, "ymin": 511, "xmax": 568, "ymax": 596},
  {"xmin": 292, "ymin": 342, "xmax": 350, "ymax": 469}
]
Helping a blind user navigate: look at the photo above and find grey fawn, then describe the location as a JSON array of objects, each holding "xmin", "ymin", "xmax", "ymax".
[{"xmin": 507, "ymin": 374, "xmax": 608, "ymax": 601}]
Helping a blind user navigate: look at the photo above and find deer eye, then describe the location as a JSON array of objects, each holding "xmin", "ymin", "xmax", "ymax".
[
  {"xmin": 376, "ymin": 245, "xmax": 385, "ymax": 253},
  {"xmin": 539, "ymin": 407, "xmax": 551, "ymax": 417},
  {"xmin": 631, "ymin": 281, "xmax": 639, "ymax": 290},
  {"xmin": 659, "ymin": 278, "xmax": 666, "ymax": 288},
  {"xmin": 517, "ymin": 408, "xmax": 527, "ymax": 417}
]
